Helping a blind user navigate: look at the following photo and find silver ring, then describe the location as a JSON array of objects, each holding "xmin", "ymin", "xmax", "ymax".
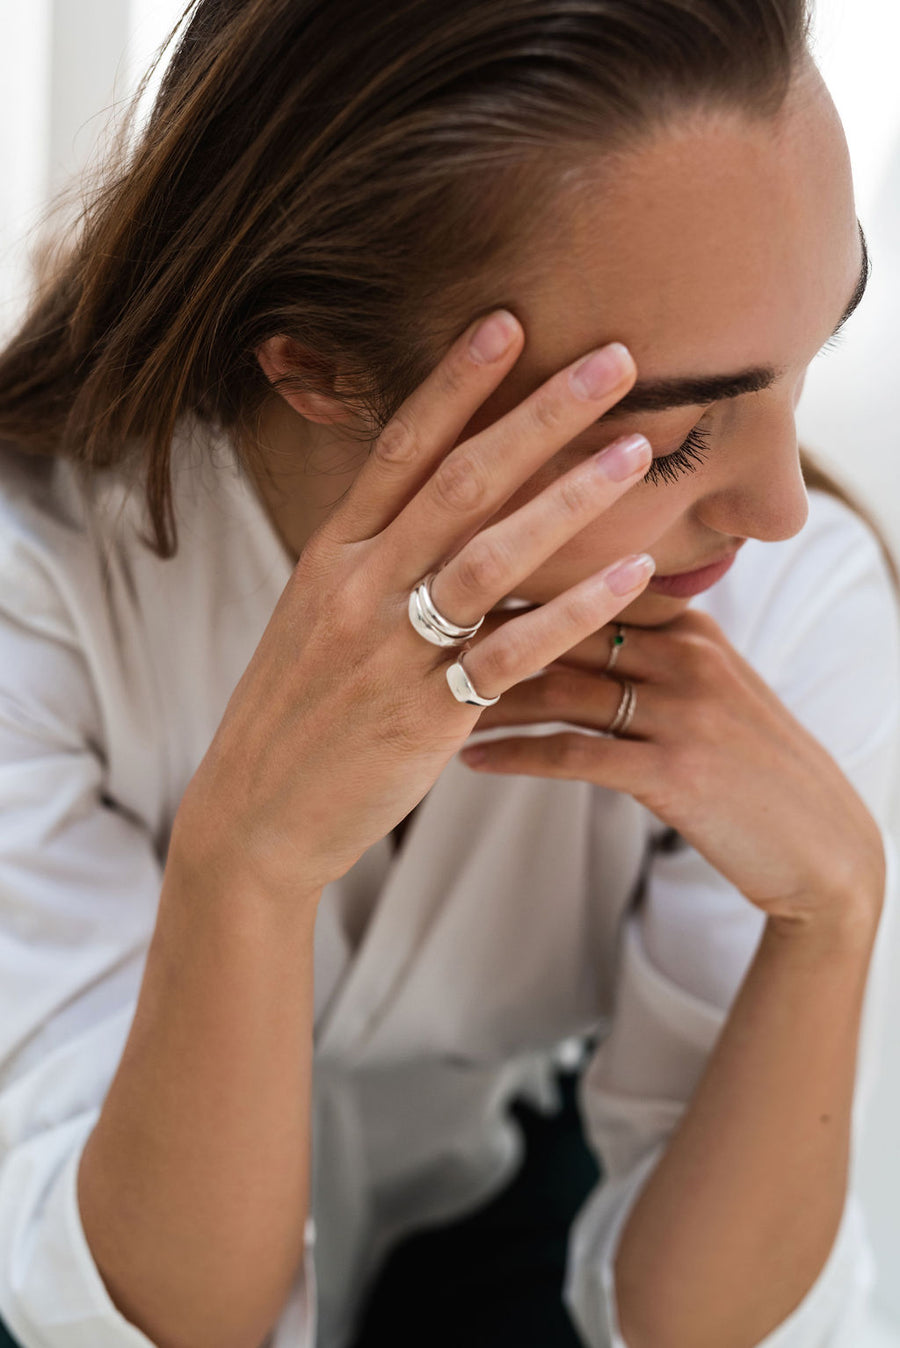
[
  {"xmin": 603, "ymin": 623, "xmax": 627, "ymax": 673},
  {"xmin": 604, "ymin": 679, "xmax": 637, "ymax": 736},
  {"xmin": 408, "ymin": 572, "xmax": 485, "ymax": 648},
  {"xmin": 446, "ymin": 653, "xmax": 500, "ymax": 707}
]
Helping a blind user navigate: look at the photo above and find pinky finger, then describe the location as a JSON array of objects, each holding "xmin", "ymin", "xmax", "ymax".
[
  {"xmin": 460, "ymin": 552, "xmax": 655, "ymax": 700},
  {"xmin": 459, "ymin": 729, "xmax": 659, "ymax": 798}
]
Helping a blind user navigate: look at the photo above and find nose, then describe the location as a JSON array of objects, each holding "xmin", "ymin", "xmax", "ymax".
[{"xmin": 694, "ymin": 403, "xmax": 810, "ymax": 544}]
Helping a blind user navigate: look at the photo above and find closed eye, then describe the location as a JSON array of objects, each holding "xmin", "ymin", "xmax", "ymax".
[
  {"xmin": 641, "ymin": 424, "xmax": 712, "ymax": 487},
  {"xmin": 641, "ymin": 318, "xmax": 852, "ymax": 488}
]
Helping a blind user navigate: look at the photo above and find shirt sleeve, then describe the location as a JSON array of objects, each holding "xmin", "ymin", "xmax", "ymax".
[
  {"xmin": 562, "ymin": 503, "xmax": 900, "ymax": 1348},
  {"xmin": 0, "ymin": 511, "xmax": 316, "ymax": 1345}
]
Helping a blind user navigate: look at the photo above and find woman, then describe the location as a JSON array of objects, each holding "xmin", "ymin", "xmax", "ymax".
[{"xmin": 0, "ymin": 1, "xmax": 897, "ymax": 1345}]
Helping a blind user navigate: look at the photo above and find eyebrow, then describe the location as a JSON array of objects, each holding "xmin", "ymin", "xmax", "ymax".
[{"xmin": 602, "ymin": 219, "xmax": 871, "ymax": 418}]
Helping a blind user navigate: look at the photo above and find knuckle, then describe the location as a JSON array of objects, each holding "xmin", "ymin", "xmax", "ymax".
[
  {"xmin": 550, "ymin": 734, "xmax": 585, "ymax": 769},
  {"xmin": 681, "ymin": 696, "xmax": 720, "ymax": 741},
  {"xmin": 681, "ymin": 607, "xmax": 721, "ymax": 637},
  {"xmin": 526, "ymin": 389, "xmax": 566, "ymax": 435},
  {"xmin": 639, "ymin": 760, "xmax": 681, "ymax": 818},
  {"xmin": 538, "ymin": 670, "xmax": 580, "ymax": 715},
  {"xmin": 321, "ymin": 588, "xmax": 365, "ymax": 647},
  {"xmin": 374, "ymin": 413, "xmax": 419, "ymax": 466},
  {"xmin": 453, "ymin": 535, "xmax": 511, "ymax": 598},
  {"xmin": 679, "ymin": 631, "xmax": 711, "ymax": 670},
  {"xmin": 556, "ymin": 471, "xmax": 594, "ymax": 518},
  {"xmin": 300, "ymin": 561, "xmax": 373, "ymax": 645},
  {"xmin": 477, "ymin": 632, "xmax": 525, "ymax": 686},
  {"xmin": 436, "ymin": 353, "xmax": 467, "ymax": 400},
  {"xmin": 431, "ymin": 451, "xmax": 488, "ymax": 514},
  {"xmin": 670, "ymin": 739, "xmax": 712, "ymax": 794},
  {"xmin": 559, "ymin": 589, "xmax": 598, "ymax": 630},
  {"xmin": 292, "ymin": 529, "xmax": 331, "ymax": 581},
  {"xmin": 681, "ymin": 632, "xmax": 727, "ymax": 685}
]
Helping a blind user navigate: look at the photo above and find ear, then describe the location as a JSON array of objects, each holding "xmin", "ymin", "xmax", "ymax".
[{"xmin": 256, "ymin": 334, "xmax": 360, "ymax": 427}]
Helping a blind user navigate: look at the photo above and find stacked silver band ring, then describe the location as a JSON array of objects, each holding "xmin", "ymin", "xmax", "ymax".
[
  {"xmin": 408, "ymin": 572, "xmax": 485, "ymax": 647},
  {"xmin": 605, "ymin": 679, "xmax": 637, "ymax": 736},
  {"xmin": 407, "ymin": 571, "xmax": 497, "ymax": 706}
]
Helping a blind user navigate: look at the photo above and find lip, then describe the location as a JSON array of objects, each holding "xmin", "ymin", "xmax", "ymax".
[{"xmin": 648, "ymin": 545, "xmax": 743, "ymax": 598}]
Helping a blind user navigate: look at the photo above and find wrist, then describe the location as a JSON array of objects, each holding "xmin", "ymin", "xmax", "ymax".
[
  {"xmin": 767, "ymin": 826, "xmax": 886, "ymax": 950},
  {"xmin": 767, "ymin": 886, "xmax": 883, "ymax": 956},
  {"xmin": 166, "ymin": 804, "xmax": 325, "ymax": 919}
]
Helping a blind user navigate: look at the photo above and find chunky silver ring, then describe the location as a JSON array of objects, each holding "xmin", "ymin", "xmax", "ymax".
[
  {"xmin": 446, "ymin": 653, "xmax": 500, "ymax": 707},
  {"xmin": 408, "ymin": 572, "xmax": 485, "ymax": 648},
  {"xmin": 604, "ymin": 679, "xmax": 637, "ymax": 736}
]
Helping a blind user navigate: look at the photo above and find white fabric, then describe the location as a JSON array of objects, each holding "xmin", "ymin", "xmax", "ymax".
[{"xmin": 0, "ymin": 421, "xmax": 897, "ymax": 1348}]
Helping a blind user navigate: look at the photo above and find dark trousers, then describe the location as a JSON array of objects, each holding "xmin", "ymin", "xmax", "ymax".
[
  {"xmin": 0, "ymin": 1065, "xmax": 601, "ymax": 1348},
  {"xmin": 348, "ymin": 1063, "xmax": 602, "ymax": 1348}
]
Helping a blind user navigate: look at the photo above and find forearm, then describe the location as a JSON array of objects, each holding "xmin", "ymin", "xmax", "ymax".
[
  {"xmin": 614, "ymin": 892, "xmax": 883, "ymax": 1348},
  {"xmin": 77, "ymin": 830, "xmax": 321, "ymax": 1348}
]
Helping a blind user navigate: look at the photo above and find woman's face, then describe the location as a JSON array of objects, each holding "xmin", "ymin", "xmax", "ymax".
[{"xmin": 456, "ymin": 61, "xmax": 866, "ymax": 629}]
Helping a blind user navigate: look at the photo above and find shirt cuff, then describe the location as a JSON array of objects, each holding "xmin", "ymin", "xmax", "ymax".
[
  {"xmin": 2, "ymin": 1114, "xmax": 318, "ymax": 1348},
  {"xmin": 563, "ymin": 1148, "xmax": 875, "ymax": 1348},
  {"xmin": 0, "ymin": 1110, "xmax": 157, "ymax": 1345}
]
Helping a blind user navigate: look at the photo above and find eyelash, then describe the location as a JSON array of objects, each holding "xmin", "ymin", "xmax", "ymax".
[
  {"xmin": 637, "ymin": 327, "xmax": 847, "ymax": 489},
  {"xmin": 641, "ymin": 425, "xmax": 713, "ymax": 486}
]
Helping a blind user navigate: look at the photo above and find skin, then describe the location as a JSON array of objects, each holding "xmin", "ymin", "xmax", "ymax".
[
  {"xmin": 77, "ymin": 58, "xmax": 886, "ymax": 1348},
  {"xmin": 250, "ymin": 61, "xmax": 856, "ymax": 631},
  {"xmin": 242, "ymin": 58, "xmax": 884, "ymax": 1347}
]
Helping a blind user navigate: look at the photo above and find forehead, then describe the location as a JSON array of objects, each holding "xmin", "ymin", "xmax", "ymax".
[{"xmin": 509, "ymin": 65, "xmax": 858, "ymax": 385}]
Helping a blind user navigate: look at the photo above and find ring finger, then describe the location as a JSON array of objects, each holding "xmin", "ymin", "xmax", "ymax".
[{"xmin": 474, "ymin": 664, "xmax": 657, "ymax": 739}]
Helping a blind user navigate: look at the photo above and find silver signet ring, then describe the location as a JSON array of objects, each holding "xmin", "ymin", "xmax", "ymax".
[{"xmin": 446, "ymin": 653, "xmax": 500, "ymax": 707}]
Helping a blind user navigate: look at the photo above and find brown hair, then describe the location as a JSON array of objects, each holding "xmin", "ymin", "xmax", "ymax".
[{"xmin": 0, "ymin": 0, "xmax": 896, "ymax": 593}]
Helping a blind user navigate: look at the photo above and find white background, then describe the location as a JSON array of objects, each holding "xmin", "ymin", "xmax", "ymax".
[{"xmin": 1, "ymin": 1, "xmax": 899, "ymax": 1340}]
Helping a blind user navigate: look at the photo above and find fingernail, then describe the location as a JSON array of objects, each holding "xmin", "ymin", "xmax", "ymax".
[
  {"xmin": 469, "ymin": 310, "xmax": 518, "ymax": 364},
  {"xmin": 460, "ymin": 746, "xmax": 487, "ymax": 765},
  {"xmin": 605, "ymin": 553, "xmax": 656, "ymax": 595},
  {"xmin": 595, "ymin": 434, "xmax": 652, "ymax": 483},
  {"xmin": 569, "ymin": 342, "xmax": 634, "ymax": 399}
]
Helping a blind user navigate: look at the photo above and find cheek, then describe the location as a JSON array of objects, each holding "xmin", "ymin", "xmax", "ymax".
[
  {"xmin": 486, "ymin": 463, "xmax": 690, "ymax": 602},
  {"xmin": 500, "ymin": 491, "xmax": 655, "ymax": 598}
]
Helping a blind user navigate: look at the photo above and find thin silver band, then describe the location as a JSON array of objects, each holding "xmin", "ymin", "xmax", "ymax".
[
  {"xmin": 603, "ymin": 622, "xmax": 627, "ymax": 673},
  {"xmin": 605, "ymin": 679, "xmax": 637, "ymax": 735}
]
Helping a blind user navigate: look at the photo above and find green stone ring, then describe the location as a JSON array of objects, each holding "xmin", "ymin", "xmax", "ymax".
[{"xmin": 604, "ymin": 622, "xmax": 627, "ymax": 673}]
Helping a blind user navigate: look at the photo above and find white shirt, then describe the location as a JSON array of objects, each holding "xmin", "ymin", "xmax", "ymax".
[{"xmin": 0, "ymin": 420, "xmax": 898, "ymax": 1348}]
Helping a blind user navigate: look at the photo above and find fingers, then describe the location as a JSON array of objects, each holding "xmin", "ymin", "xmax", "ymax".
[
  {"xmin": 459, "ymin": 730, "xmax": 658, "ymax": 799},
  {"xmin": 449, "ymin": 551, "xmax": 656, "ymax": 702},
  {"xmin": 384, "ymin": 340, "xmax": 638, "ymax": 583},
  {"xmin": 475, "ymin": 664, "xmax": 656, "ymax": 738},
  {"xmin": 428, "ymin": 431, "xmax": 651, "ymax": 627},
  {"xmin": 323, "ymin": 309, "xmax": 525, "ymax": 543}
]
